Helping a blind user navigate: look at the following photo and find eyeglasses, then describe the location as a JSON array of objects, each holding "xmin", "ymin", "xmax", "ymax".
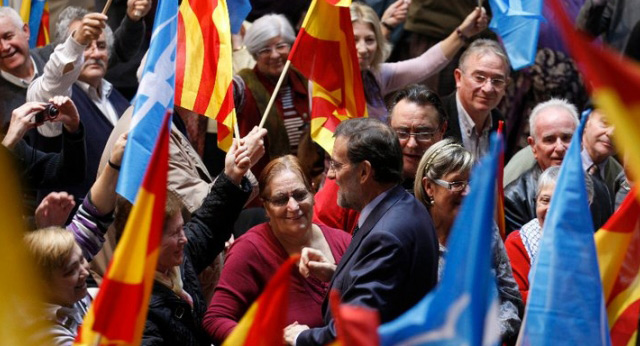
[
  {"xmin": 465, "ymin": 72, "xmax": 506, "ymax": 90},
  {"xmin": 257, "ymin": 42, "xmax": 290, "ymax": 57},
  {"xmin": 264, "ymin": 189, "xmax": 310, "ymax": 206},
  {"xmin": 329, "ymin": 159, "xmax": 347, "ymax": 172},
  {"xmin": 394, "ymin": 128, "xmax": 440, "ymax": 142},
  {"xmin": 433, "ymin": 179, "xmax": 469, "ymax": 192}
]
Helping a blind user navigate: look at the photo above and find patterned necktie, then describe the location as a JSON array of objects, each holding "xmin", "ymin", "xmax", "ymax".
[{"xmin": 588, "ymin": 164, "xmax": 601, "ymax": 180}]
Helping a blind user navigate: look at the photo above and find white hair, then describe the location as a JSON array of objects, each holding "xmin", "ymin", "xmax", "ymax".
[
  {"xmin": 529, "ymin": 98, "xmax": 579, "ymax": 140},
  {"xmin": 537, "ymin": 166, "xmax": 594, "ymax": 203},
  {"xmin": 244, "ymin": 14, "xmax": 295, "ymax": 57},
  {"xmin": 55, "ymin": 7, "xmax": 114, "ymax": 57},
  {"xmin": 0, "ymin": 6, "xmax": 25, "ymax": 29}
]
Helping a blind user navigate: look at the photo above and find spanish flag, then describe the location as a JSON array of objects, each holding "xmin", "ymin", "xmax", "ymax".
[
  {"xmin": 20, "ymin": 0, "xmax": 50, "ymax": 48},
  {"xmin": 175, "ymin": 0, "xmax": 236, "ymax": 151},
  {"xmin": 288, "ymin": 0, "xmax": 367, "ymax": 154},
  {"xmin": 223, "ymin": 254, "xmax": 300, "ymax": 345},
  {"xmin": 595, "ymin": 188, "xmax": 640, "ymax": 346},
  {"xmin": 328, "ymin": 290, "xmax": 380, "ymax": 346},
  {"xmin": 74, "ymin": 113, "xmax": 171, "ymax": 345},
  {"xmin": 548, "ymin": 0, "xmax": 640, "ymax": 200}
]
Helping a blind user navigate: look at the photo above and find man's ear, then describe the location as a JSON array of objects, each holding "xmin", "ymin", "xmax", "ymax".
[
  {"xmin": 22, "ymin": 23, "xmax": 30, "ymax": 38},
  {"xmin": 359, "ymin": 160, "xmax": 372, "ymax": 184},
  {"xmin": 454, "ymin": 68, "xmax": 463, "ymax": 88},
  {"xmin": 528, "ymin": 136, "xmax": 538, "ymax": 160}
]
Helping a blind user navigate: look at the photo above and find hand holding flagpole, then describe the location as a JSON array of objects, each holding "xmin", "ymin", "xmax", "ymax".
[{"xmin": 258, "ymin": 60, "xmax": 292, "ymax": 128}]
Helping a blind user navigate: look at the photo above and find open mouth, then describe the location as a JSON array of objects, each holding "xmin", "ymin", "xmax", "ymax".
[{"xmin": 0, "ymin": 50, "xmax": 17, "ymax": 59}]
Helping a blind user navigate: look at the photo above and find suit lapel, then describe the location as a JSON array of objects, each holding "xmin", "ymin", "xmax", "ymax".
[{"xmin": 329, "ymin": 185, "xmax": 405, "ymax": 287}]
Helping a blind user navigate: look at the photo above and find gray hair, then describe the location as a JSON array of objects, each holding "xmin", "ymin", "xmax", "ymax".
[
  {"xmin": 350, "ymin": 2, "xmax": 390, "ymax": 70},
  {"xmin": 536, "ymin": 166, "xmax": 594, "ymax": 204},
  {"xmin": 529, "ymin": 98, "xmax": 579, "ymax": 140},
  {"xmin": 55, "ymin": 7, "xmax": 114, "ymax": 56},
  {"xmin": 0, "ymin": 6, "xmax": 24, "ymax": 29},
  {"xmin": 459, "ymin": 39, "xmax": 510, "ymax": 76},
  {"xmin": 244, "ymin": 14, "xmax": 295, "ymax": 57},
  {"xmin": 414, "ymin": 138, "xmax": 474, "ymax": 208}
]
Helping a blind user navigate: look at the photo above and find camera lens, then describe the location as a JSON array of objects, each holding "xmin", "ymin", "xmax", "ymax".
[{"xmin": 45, "ymin": 104, "xmax": 59, "ymax": 119}]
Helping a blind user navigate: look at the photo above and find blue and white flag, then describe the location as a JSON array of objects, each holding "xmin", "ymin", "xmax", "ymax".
[
  {"xmin": 379, "ymin": 134, "xmax": 502, "ymax": 346},
  {"xmin": 488, "ymin": 0, "xmax": 544, "ymax": 70},
  {"xmin": 117, "ymin": 0, "xmax": 178, "ymax": 202},
  {"xmin": 518, "ymin": 111, "xmax": 611, "ymax": 345},
  {"xmin": 228, "ymin": 0, "xmax": 251, "ymax": 34}
]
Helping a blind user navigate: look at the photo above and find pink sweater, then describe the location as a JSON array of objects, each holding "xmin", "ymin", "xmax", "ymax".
[
  {"xmin": 202, "ymin": 223, "xmax": 351, "ymax": 344},
  {"xmin": 368, "ymin": 42, "xmax": 449, "ymax": 122}
]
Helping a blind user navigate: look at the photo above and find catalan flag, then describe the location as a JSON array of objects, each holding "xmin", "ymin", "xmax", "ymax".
[
  {"xmin": 288, "ymin": 0, "xmax": 367, "ymax": 154},
  {"xmin": 0, "ymin": 145, "xmax": 51, "ymax": 344},
  {"xmin": 547, "ymin": 0, "xmax": 640, "ymax": 200},
  {"xmin": 117, "ymin": 0, "xmax": 177, "ymax": 202},
  {"xmin": 595, "ymin": 188, "xmax": 640, "ymax": 346},
  {"xmin": 74, "ymin": 112, "xmax": 171, "ymax": 345},
  {"xmin": 223, "ymin": 254, "xmax": 300, "ymax": 346},
  {"xmin": 19, "ymin": 0, "xmax": 50, "ymax": 48},
  {"xmin": 329, "ymin": 290, "xmax": 380, "ymax": 346},
  {"xmin": 175, "ymin": 0, "xmax": 236, "ymax": 151}
]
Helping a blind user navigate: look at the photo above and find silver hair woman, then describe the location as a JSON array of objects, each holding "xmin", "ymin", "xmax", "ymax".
[
  {"xmin": 505, "ymin": 166, "xmax": 594, "ymax": 304},
  {"xmin": 350, "ymin": 2, "xmax": 490, "ymax": 122},
  {"xmin": 235, "ymin": 14, "xmax": 323, "ymax": 184},
  {"xmin": 414, "ymin": 138, "xmax": 524, "ymax": 342}
]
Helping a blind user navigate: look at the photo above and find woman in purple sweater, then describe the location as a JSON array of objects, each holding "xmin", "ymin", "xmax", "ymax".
[
  {"xmin": 352, "ymin": 2, "xmax": 489, "ymax": 122},
  {"xmin": 203, "ymin": 155, "xmax": 351, "ymax": 344}
]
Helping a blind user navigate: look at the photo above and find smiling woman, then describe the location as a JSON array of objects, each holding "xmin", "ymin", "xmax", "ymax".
[{"xmin": 203, "ymin": 155, "xmax": 351, "ymax": 345}]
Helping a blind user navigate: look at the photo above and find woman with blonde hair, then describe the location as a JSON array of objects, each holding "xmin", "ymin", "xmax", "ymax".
[
  {"xmin": 350, "ymin": 2, "xmax": 489, "ymax": 122},
  {"xmin": 414, "ymin": 138, "xmax": 524, "ymax": 343}
]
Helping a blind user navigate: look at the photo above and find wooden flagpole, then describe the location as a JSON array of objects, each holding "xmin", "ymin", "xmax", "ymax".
[{"xmin": 257, "ymin": 60, "xmax": 291, "ymax": 128}]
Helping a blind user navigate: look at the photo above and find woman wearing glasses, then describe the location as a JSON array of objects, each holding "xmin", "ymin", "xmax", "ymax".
[
  {"xmin": 414, "ymin": 139, "xmax": 524, "ymax": 344},
  {"xmin": 203, "ymin": 155, "xmax": 350, "ymax": 344},
  {"xmin": 235, "ymin": 14, "xmax": 323, "ymax": 183}
]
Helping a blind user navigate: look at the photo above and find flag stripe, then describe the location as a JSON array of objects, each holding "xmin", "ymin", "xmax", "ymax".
[{"xmin": 609, "ymin": 300, "xmax": 640, "ymax": 346}]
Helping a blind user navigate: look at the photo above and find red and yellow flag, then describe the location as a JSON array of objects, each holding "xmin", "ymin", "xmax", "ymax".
[
  {"xmin": 595, "ymin": 188, "xmax": 640, "ymax": 346},
  {"xmin": 74, "ymin": 113, "xmax": 171, "ymax": 345},
  {"xmin": 328, "ymin": 290, "xmax": 380, "ymax": 346},
  {"xmin": 548, "ymin": 0, "xmax": 640, "ymax": 203},
  {"xmin": 288, "ymin": 0, "xmax": 367, "ymax": 154},
  {"xmin": 20, "ymin": 0, "xmax": 50, "ymax": 48},
  {"xmin": 176, "ymin": 0, "xmax": 236, "ymax": 151},
  {"xmin": 223, "ymin": 254, "xmax": 301, "ymax": 346}
]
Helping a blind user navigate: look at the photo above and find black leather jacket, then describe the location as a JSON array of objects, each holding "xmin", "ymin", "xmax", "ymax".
[
  {"xmin": 504, "ymin": 165, "xmax": 613, "ymax": 236},
  {"xmin": 142, "ymin": 173, "xmax": 251, "ymax": 346}
]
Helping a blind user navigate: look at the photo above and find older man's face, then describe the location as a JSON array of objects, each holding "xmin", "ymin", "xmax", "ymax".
[
  {"xmin": 454, "ymin": 52, "xmax": 507, "ymax": 119},
  {"xmin": 529, "ymin": 107, "xmax": 577, "ymax": 171},
  {"xmin": 0, "ymin": 19, "xmax": 31, "ymax": 77},
  {"xmin": 69, "ymin": 20, "xmax": 108, "ymax": 88},
  {"xmin": 390, "ymin": 99, "xmax": 445, "ymax": 179},
  {"xmin": 583, "ymin": 109, "xmax": 614, "ymax": 164}
]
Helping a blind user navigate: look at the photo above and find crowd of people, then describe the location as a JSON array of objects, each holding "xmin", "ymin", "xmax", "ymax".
[{"xmin": 1, "ymin": 0, "xmax": 637, "ymax": 344}]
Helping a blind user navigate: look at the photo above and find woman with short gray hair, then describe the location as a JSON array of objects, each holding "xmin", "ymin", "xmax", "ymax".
[
  {"xmin": 235, "ymin": 14, "xmax": 322, "ymax": 184},
  {"xmin": 505, "ymin": 166, "xmax": 594, "ymax": 304},
  {"xmin": 414, "ymin": 138, "xmax": 524, "ymax": 343}
]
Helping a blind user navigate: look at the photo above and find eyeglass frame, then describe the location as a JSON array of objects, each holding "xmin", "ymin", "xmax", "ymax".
[
  {"xmin": 432, "ymin": 178, "xmax": 469, "ymax": 192},
  {"xmin": 262, "ymin": 188, "xmax": 311, "ymax": 207},
  {"xmin": 256, "ymin": 42, "xmax": 291, "ymax": 58},
  {"xmin": 393, "ymin": 127, "xmax": 441, "ymax": 142},
  {"xmin": 461, "ymin": 70, "xmax": 507, "ymax": 90}
]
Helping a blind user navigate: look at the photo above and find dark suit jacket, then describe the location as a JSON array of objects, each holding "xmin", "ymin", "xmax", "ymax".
[
  {"xmin": 297, "ymin": 185, "xmax": 439, "ymax": 345},
  {"xmin": 442, "ymin": 92, "xmax": 504, "ymax": 149}
]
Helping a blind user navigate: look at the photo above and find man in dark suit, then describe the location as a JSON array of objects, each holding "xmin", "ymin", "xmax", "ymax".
[
  {"xmin": 285, "ymin": 118, "xmax": 439, "ymax": 345},
  {"xmin": 442, "ymin": 39, "xmax": 508, "ymax": 159}
]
